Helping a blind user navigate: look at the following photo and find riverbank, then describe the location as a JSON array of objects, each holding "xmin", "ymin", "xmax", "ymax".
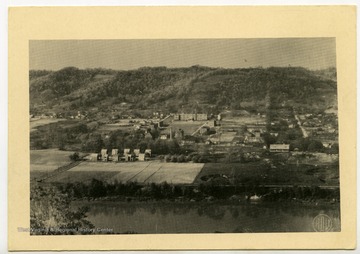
[
  {"xmin": 30, "ymin": 182, "xmax": 341, "ymax": 235},
  {"xmin": 72, "ymin": 195, "xmax": 339, "ymax": 207},
  {"xmin": 50, "ymin": 179, "xmax": 339, "ymax": 205},
  {"xmin": 71, "ymin": 199, "xmax": 341, "ymax": 234}
]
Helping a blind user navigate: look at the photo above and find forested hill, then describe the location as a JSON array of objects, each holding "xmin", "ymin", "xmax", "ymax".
[{"xmin": 30, "ymin": 66, "xmax": 337, "ymax": 115}]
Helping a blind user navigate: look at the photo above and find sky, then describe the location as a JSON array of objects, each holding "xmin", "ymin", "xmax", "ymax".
[{"xmin": 29, "ymin": 38, "xmax": 336, "ymax": 71}]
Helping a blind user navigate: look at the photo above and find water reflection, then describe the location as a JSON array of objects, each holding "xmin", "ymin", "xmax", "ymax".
[{"xmin": 74, "ymin": 201, "xmax": 340, "ymax": 234}]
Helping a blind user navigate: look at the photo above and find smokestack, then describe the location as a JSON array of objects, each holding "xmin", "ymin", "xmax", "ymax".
[{"xmin": 170, "ymin": 127, "xmax": 172, "ymax": 140}]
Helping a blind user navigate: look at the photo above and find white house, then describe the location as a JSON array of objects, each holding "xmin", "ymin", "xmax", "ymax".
[{"xmin": 269, "ymin": 144, "xmax": 290, "ymax": 153}]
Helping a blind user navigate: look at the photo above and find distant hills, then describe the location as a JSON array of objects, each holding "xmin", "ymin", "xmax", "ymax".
[{"xmin": 30, "ymin": 66, "xmax": 337, "ymax": 115}]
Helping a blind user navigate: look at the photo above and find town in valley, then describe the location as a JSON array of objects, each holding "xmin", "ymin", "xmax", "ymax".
[{"xmin": 29, "ymin": 39, "xmax": 340, "ymax": 234}]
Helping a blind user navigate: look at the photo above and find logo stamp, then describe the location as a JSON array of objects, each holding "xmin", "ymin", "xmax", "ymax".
[{"xmin": 312, "ymin": 214, "xmax": 333, "ymax": 232}]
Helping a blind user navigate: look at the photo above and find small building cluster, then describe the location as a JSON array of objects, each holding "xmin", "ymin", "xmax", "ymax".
[{"xmin": 85, "ymin": 148, "xmax": 152, "ymax": 162}]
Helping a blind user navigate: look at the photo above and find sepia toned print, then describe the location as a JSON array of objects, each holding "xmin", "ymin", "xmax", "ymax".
[
  {"xmin": 29, "ymin": 38, "xmax": 340, "ymax": 234},
  {"xmin": 8, "ymin": 6, "xmax": 356, "ymax": 250}
]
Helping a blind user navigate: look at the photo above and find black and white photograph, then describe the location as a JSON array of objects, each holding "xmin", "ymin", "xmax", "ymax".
[{"xmin": 28, "ymin": 38, "xmax": 341, "ymax": 235}]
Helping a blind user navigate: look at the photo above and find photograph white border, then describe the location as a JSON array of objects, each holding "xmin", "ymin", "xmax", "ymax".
[{"xmin": 2, "ymin": 1, "xmax": 359, "ymax": 253}]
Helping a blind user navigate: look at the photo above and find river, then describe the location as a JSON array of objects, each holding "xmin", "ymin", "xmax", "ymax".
[{"xmin": 73, "ymin": 201, "xmax": 340, "ymax": 234}]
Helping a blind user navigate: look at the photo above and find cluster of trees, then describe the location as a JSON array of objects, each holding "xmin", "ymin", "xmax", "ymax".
[
  {"xmin": 263, "ymin": 186, "xmax": 340, "ymax": 202},
  {"xmin": 158, "ymin": 154, "xmax": 208, "ymax": 163},
  {"xmin": 30, "ymin": 184, "xmax": 94, "ymax": 235},
  {"xmin": 158, "ymin": 149, "xmax": 262, "ymax": 164},
  {"xmin": 30, "ymin": 67, "xmax": 117, "ymax": 98},
  {"xmin": 81, "ymin": 129, "xmax": 187, "ymax": 155},
  {"xmin": 266, "ymin": 67, "xmax": 336, "ymax": 106},
  {"xmin": 30, "ymin": 66, "xmax": 337, "ymax": 114},
  {"xmin": 30, "ymin": 121, "xmax": 90, "ymax": 150},
  {"xmin": 262, "ymin": 129, "xmax": 303, "ymax": 148},
  {"xmin": 263, "ymin": 134, "xmax": 330, "ymax": 153},
  {"xmin": 290, "ymin": 138, "xmax": 338, "ymax": 154},
  {"xmin": 61, "ymin": 180, "xmax": 183, "ymax": 200},
  {"xmin": 312, "ymin": 67, "xmax": 337, "ymax": 81},
  {"xmin": 30, "ymin": 67, "xmax": 93, "ymax": 99},
  {"xmin": 192, "ymin": 67, "xmax": 337, "ymax": 110},
  {"xmin": 29, "ymin": 70, "xmax": 52, "ymax": 79},
  {"xmin": 69, "ymin": 152, "xmax": 80, "ymax": 161},
  {"xmin": 30, "ymin": 120, "xmax": 185, "ymax": 155},
  {"xmin": 262, "ymin": 106, "xmax": 334, "ymax": 153},
  {"xmin": 30, "ymin": 66, "xmax": 212, "ymax": 111},
  {"xmin": 290, "ymin": 138, "xmax": 325, "ymax": 152},
  {"xmin": 60, "ymin": 179, "xmax": 247, "ymax": 200},
  {"xmin": 263, "ymin": 129, "xmax": 335, "ymax": 153},
  {"xmin": 58, "ymin": 179, "xmax": 340, "ymax": 202}
]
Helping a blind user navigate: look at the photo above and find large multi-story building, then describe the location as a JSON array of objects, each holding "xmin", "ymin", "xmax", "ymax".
[{"xmin": 173, "ymin": 113, "xmax": 208, "ymax": 121}]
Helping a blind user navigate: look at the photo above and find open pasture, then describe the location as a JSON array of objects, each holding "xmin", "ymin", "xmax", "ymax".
[
  {"xmin": 166, "ymin": 121, "xmax": 206, "ymax": 135},
  {"xmin": 219, "ymin": 132, "xmax": 237, "ymax": 143},
  {"xmin": 193, "ymin": 161, "xmax": 339, "ymax": 186},
  {"xmin": 46, "ymin": 161, "xmax": 204, "ymax": 184},
  {"xmin": 30, "ymin": 118, "xmax": 66, "ymax": 132},
  {"xmin": 30, "ymin": 149, "xmax": 82, "ymax": 181},
  {"xmin": 30, "ymin": 149, "xmax": 77, "ymax": 171},
  {"xmin": 97, "ymin": 124, "xmax": 133, "ymax": 133}
]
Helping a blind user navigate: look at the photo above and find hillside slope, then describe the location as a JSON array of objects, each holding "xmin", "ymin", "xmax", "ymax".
[{"xmin": 30, "ymin": 66, "xmax": 337, "ymax": 115}]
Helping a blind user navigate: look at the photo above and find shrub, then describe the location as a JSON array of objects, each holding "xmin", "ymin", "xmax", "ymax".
[
  {"xmin": 192, "ymin": 155, "xmax": 200, "ymax": 163},
  {"xmin": 185, "ymin": 155, "xmax": 192, "ymax": 162},
  {"xmin": 164, "ymin": 154, "xmax": 171, "ymax": 162},
  {"xmin": 198, "ymin": 156, "xmax": 208, "ymax": 163},
  {"xmin": 177, "ymin": 154, "xmax": 185, "ymax": 163},
  {"xmin": 30, "ymin": 183, "xmax": 94, "ymax": 235},
  {"xmin": 171, "ymin": 155, "xmax": 178, "ymax": 162},
  {"xmin": 69, "ymin": 152, "xmax": 80, "ymax": 161}
]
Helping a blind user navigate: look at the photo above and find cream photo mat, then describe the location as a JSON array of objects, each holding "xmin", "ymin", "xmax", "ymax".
[{"xmin": 8, "ymin": 6, "xmax": 356, "ymax": 251}]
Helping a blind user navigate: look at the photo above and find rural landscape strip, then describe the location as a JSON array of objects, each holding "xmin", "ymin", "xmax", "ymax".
[
  {"xmin": 29, "ymin": 40, "xmax": 340, "ymax": 234},
  {"xmin": 125, "ymin": 162, "xmax": 153, "ymax": 183}
]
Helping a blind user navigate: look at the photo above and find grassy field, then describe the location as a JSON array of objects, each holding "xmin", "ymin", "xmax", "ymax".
[
  {"xmin": 46, "ymin": 171, "xmax": 120, "ymax": 183},
  {"xmin": 145, "ymin": 163, "xmax": 204, "ymax": 184},
  {"xmin": 194, "ymin": 161, "xmax": 339, "ymax": 186},
  {"xmin": 30, "ymin": 149, "xmax": 83, "ymax": 180},
  {"xmin": 33, "ymin": 151, "xmax": 339, "ymax": 187},
  {"xmin": 165, "ymin": 121, "xmax": 206, "ymax": 135},
  {"xmin": 30, "ymin": 149, "xmax": 78, "ymax": 171},
  {"xmin": 193, "ymin": 162, "xmax": 265, "ymax": 183},
  {"xmin": 46, "ymin": 161, "xmax": 204, "ymax": 184},
  {"xmin": 97, "ymin": 124, "xmax": 133, "ymax": 133},
  {"xmin": 30, "ymin": 118, "xmax": 66, "ymax": 132},
  {"xmin": 219, "ymin": 132, "xmax": 237, "ymax": 142},
  {"xmin": 288, "ymin": 152, "xmax": 339, "ymax": 165},
  {"xmin": 221, "ymin": 112, "xmax": 266, "ymax": 125}
]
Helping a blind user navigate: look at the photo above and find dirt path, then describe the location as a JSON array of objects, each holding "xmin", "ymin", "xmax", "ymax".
[
  {"xmin": 191, "ymin": 122, "xmax": 208, "ymax": 136},
  {"xmin": 294, "ymin": 114, "xmax": 308, "ymax": 138}
]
